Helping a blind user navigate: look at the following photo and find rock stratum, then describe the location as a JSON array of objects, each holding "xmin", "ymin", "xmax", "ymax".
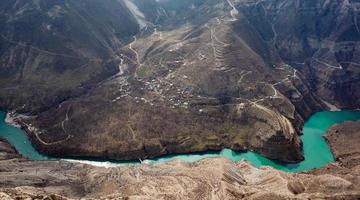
[
  {"xmin": 1, "ymin": 0, "xmax": 360, "ymax": 162},
  {"xmin": 0, "ymin": 120, "xmax": 360, "ymax": 199}
]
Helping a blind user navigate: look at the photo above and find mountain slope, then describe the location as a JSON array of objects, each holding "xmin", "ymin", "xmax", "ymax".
[{"xmin": 0, "ymin": 0, "xmax": 139, "ymax": 112}]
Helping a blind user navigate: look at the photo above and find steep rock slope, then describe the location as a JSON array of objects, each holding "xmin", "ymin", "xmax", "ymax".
[{"xmin": 325, "ymin": 120, "xmax": 360, "ymax": 168}]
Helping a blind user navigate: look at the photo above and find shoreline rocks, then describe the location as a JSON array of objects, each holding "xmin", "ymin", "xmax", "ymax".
[{"xmin": 4, "ymin": 112, "xmax": 21, "ymax": 128}]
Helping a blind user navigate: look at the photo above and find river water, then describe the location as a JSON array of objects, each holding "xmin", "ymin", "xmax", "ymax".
[{"xmin": 1, "ymin": 111, "xmax": 360, "ymax": 172}]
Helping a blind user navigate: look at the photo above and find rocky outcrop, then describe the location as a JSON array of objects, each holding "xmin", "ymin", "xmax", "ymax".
[
  {"xmin": 246, "ymin": 105, "xmax": 304, "ymax": 162},
  {"xmin": 0, "ymin": 138, "xmax": 20, "ymax": 160},
  {"xmin": 324, "ymin": 120, "xmax": 360, "ymax": 168}
]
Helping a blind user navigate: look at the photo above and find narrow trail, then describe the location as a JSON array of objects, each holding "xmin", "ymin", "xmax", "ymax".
[
  {"xmin": 7, "ymin": 112, "xmax": 73, "ymax": 146},
  {"xmin": 129, "ymin": 36, "xmax": 140, "ymax": 65},
  {"xmin": 251, "ymin": 101, "xmax": 295, "ymax": 134},
  {"xmin": 271, "ymin": 84, "xmax": 279, "ymax": 98},
  {"xmin": 127, "ymin": 124, "xmax": 137, "ymax": 140},
  {"xmin": 269, "ymin": 68, "xmax": 298, "ymax": 103},
  {"xmin": 61, "ymin": 108, "xmax": 70, "ymax": 135},
  {"xmin": 34, "ymin": 106, "xmax": 74, "ymax": 146},
  {"xmin": 273, "ymin": 68, "xmax": 298, "ymax": 87},
  {"xmin": 314, "ymin": 59, "xmax": 343, "ymax": 70},
  {"xmin": 238, "ymin": 71, "xmax": 253, "ymax": 84},
  {"xmin": 245, "ymin": 66, "xmax": 298, "ymax": 120},
  {"xmin": 34, "ymin": 132, "xmax": 72, "ymax": 146},
  {"xmin": 26, "ymin": 120, "xmax": 72, "ymax": 146},
  {"xmin": 259, "ymin": 3, "xmax": 278, "ymax": 47},
  {"xmin": 251, "ymin": 102, "xmax": 276, "ymax": 117},
  {"xmin": 25, "ymin": 106, "xmax": 73, "ymax": 146}
]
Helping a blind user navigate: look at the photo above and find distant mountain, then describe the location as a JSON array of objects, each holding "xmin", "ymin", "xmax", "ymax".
[{"xmin": 1, "ymin": 0, "xmax": 359, "ymax": 163}]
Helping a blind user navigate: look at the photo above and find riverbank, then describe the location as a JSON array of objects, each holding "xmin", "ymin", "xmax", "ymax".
[
  {"xmin": 4, "ymin": 112, "xmax": 21, "ymax": 128},
  {"xmin": 1, "ymin": 119, "xmax": 360, "ymax": 200},
  {"xmin": 1, "ymin": 111, "xmax": 360, "ymax": 172}
]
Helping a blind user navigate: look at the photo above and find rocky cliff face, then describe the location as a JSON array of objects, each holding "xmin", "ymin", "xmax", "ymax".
[
  {"xmin": 324, "ymin": 120, "xmax": 360, "ymax": 168},
  {"xmin": 0, "ymin": 139, "xmax": 19, "ymax": 160},
  {"xmin": 0, "ymin": 0, "xmax": 359, "ymax": 163}
]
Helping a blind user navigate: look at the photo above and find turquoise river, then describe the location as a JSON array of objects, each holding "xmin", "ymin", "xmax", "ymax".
[{"xmin": 1, "ymin": 111, "xmax": 360, "ymax": 172}]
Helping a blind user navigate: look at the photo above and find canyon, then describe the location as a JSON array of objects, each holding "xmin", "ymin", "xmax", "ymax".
[
  {"xmin": 0, "ymin": 0, "xmax": 360, "ymax": 199},
  {"xmin": 0, "ymin": 119, "xmax": 360, "ymax": 199},
  {"xmin": 1, "ymin": 0, "xmax": 359, "ymax": 163}
]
